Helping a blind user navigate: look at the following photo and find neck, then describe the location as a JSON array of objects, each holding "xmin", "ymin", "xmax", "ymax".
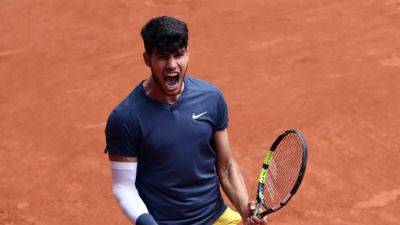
[{"xmin": 142, "ymin": 77, "xmax": 184, "ymax": 104}]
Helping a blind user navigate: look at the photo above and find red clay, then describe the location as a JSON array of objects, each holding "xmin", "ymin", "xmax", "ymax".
[{"xmin": 1, "ymin": 0, "xmax": 399, "ymax": 224}]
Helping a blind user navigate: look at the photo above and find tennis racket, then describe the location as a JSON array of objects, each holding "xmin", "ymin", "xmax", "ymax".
[{"xmin": 252, "ymin": 129, "xmax": 308, "ymax": 218}]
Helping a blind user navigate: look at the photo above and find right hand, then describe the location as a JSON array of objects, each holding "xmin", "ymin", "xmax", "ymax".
[{"xmin": 244, "ymin": 201, "xmax": 268, "ymax": 225}]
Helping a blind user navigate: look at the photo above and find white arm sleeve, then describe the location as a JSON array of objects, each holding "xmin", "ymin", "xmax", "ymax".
[{"xmin": 110, "ymin": 161, "xmax": 149, "ymax": 223}]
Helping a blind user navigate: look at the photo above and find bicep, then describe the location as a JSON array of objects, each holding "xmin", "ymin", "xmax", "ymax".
[
  {"xmin": 108, "ymin": 154, "xmax": 138, "ymax": 186},
  {"xmin": 108, "ymin": 154, "xmax": 138, "ymax": 162}
]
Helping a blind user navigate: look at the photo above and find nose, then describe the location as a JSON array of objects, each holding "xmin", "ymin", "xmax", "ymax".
[{"xmin": 166, "ymin": 57, "xmax": 177, "ymax": 70}]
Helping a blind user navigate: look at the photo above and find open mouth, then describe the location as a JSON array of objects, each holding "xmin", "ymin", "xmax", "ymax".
[{"xmin": 164, "ymin": 74, "xmax": 179, "ymax": 87}]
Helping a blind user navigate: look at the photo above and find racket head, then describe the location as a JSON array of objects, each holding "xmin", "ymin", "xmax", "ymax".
[{"xmin": 253, "ymin": 129, "xmax": 308, "ymax": 217}]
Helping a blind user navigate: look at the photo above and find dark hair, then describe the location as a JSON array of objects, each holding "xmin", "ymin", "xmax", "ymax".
[{"xmin": 141, "ymin": 16, "xmax": 188, "ymax": 55}]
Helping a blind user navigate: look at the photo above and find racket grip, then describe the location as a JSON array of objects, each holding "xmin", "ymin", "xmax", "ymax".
[{"xmin": 252, "ymin": 202, "xmax": 260, "ymax": 217}]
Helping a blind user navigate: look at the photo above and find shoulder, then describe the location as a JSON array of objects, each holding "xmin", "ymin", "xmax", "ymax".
[
  {"xmin": 106, "ymin": 85, "xmax": 144, "ymax": 129},
  {"xmin": 185, "ymin": 76, "xmax": 224, "ymax": 99}
]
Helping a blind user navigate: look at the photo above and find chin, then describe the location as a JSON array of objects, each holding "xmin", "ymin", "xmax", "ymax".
[
  {"xmin": 164, "ymin": 89, "xmax": 181, "ymax": 97},
  {"xmin": 165, "ymin": 87, "xmax": 182, "ymax": 97}
]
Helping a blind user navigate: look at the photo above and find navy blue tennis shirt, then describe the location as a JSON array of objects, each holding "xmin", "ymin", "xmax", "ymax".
[{"xmin": 105, "ymin": 76, "xmax": 229, "ymax": 225}]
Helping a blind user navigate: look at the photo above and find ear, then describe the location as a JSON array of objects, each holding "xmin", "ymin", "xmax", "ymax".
[{"xmin": 143, "ymin": 52, "xmax": 151, "ymax": 67}]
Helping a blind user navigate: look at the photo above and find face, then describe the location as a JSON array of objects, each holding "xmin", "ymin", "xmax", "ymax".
[{"xmin": 144, "ymin": 48, "xmax": 189, "ymax": 97}]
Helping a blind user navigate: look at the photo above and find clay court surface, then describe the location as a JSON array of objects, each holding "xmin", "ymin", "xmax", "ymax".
[{"xmin": 1, "ymin": 0, "xmax": 400, "ymax": 224}]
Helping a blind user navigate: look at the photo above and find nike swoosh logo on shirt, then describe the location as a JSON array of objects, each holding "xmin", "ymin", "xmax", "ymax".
[{"xmin": 192, "ymin": 112, "xmax": 207, "ymax": 120}]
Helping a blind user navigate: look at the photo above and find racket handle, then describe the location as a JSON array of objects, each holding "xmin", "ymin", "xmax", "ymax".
[{"xmin": 252, "ymin": 202, "xmax": 261, "ymax": 217}]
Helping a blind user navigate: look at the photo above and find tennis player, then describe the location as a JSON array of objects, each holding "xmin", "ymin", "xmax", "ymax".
[{"xmin": 105, "ymin": 16, "xmax": 268, "ymax": 225}]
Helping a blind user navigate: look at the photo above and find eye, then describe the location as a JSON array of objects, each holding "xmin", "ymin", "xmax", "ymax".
[
  {"xmin": 174, "ymin": 52, "xmax": 185, "ymax": 59},
  {"xmin": 157, "ymin": 55, "xmax": 167, "ymax": 60}
]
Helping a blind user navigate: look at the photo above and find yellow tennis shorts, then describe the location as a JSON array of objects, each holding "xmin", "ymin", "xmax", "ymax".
[{"xmin": 212, "ymin": 207, "xmax": 242, "ymax": 225}]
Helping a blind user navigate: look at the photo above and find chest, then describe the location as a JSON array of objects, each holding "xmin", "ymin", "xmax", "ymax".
[{"xmin": 137, "ymin": 101, "xmax": 216, "ymax": 157}]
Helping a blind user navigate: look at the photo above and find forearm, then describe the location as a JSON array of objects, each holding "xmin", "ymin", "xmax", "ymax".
[
  {"xmin": 110, "ymin": 161, "xmax": 158, "ymax": 225},
  {"xmin": 218, "ymin": 159, "xmax": 249, "ymax": 218}
]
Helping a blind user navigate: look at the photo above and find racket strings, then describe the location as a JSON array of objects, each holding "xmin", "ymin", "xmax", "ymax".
[
  {"xmin": 265, "ymin": 138, "xmax": 297, "ymax": 205},
  {"xmin": 263, "ymin": 133, "xmax": 303, "ymax": 208},
  {"xmin": 272, "ymin": 134, "xmax": 302, "ymax": 201},
  {"xmin": 274, "ymin": 134, "xmax": 302, "ymax": 198}
]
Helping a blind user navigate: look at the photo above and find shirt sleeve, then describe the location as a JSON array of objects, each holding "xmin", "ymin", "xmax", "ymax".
[
  {"xmin": 215, "ymin": 93, "xmax": 229, "ymax": 130},
  {"xmin": 104, "ymin": 110, "xmax": 139, "ymax": 157}
]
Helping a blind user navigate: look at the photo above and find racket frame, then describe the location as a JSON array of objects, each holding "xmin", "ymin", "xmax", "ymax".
[{"xmin": 253, "ymin": 129, "xmax": 308, "ymax": 218}]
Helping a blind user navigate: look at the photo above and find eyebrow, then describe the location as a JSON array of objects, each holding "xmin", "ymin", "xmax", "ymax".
[
  {"xmin": 156, "ymin": 49, "xmax": 186, "ymax": 56},
  {"xmin": 155, "ymin": 51, "xmax": 168, "ymax": 56}
]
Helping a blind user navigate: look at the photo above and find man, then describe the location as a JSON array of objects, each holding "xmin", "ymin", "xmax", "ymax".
[{"xmin": 105, "ymin": 16, "xmax": 268, "ymax": 225}]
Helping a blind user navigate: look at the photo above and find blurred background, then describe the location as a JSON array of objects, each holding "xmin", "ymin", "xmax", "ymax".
[{"xmin": 0, "ymin": 0, "xmax": 399, "ymax": 224}]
